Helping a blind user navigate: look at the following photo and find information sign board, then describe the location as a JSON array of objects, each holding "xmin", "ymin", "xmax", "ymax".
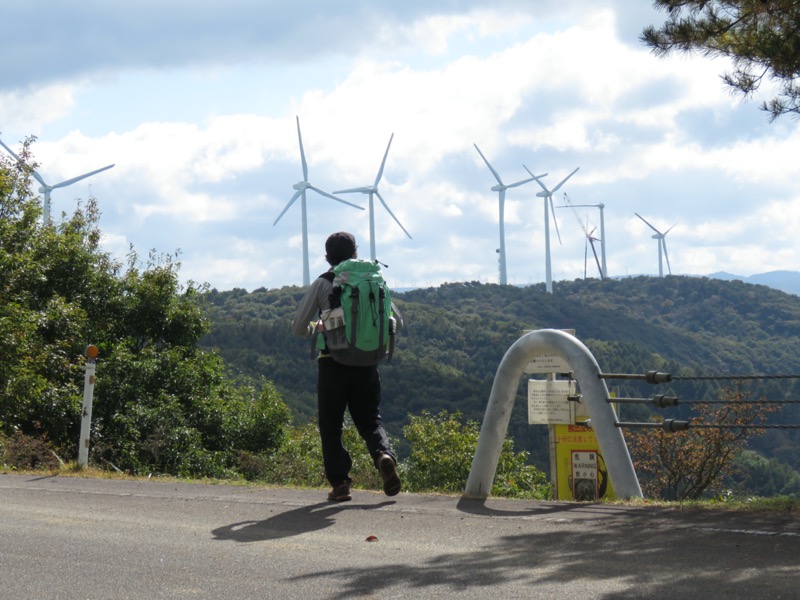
[{"xmin": 527, "ymin": 379, "xmax": 575, "ymax": 425}]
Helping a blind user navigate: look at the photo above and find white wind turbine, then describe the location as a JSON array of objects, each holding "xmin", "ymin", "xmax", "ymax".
[
  {"xmin": 0, "ymin": 136, "xmax": 114, "ymax": 224},
  {"xmin": 559, "ymin": 194, "xmax": 604, "ymax": 280},
  {"xmin": 559, "ymin": 193, "xmax": 607, "ymax": 279},
  {"xmin": 333, "ymin": 133, "xmax": 411, "ymax": 261},
  {"xmin": 523, "ymin": 166, "xmax": 580, "ymax": 293},
  {"xmin": 474, "ymin": 144, "xmax": 545, "ymax": 285},
  {"xmin": 273, "ymin": 116, "xmax": 364, "ymax": 286},
  {"xmin": 635, "ymin": 212, "xmax": 677, "ymax": 277}
]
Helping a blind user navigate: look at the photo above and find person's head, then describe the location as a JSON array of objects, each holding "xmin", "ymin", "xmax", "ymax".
[{"xmin": 325, "ymin": 231, "xmax": 357, "ymax": 266}]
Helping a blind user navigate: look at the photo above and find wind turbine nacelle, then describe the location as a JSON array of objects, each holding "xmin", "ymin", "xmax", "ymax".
[
  {"xmin": 536, "ymin": 191, "xmax": 548, "ymax": 198},
  {"xmin": 292, "ymin": 182, "xmax": 305, "ymax": 191},
  {"xmin": 491, "ymin": 184, "xmax": 504, "ymax": 192},
  {"xmin": 38, "ymin": 186, "xmax": 47, "ymax": 193}
]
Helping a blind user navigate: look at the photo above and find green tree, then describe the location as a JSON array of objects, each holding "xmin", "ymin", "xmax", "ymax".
[
  {"xmin": 402, "ymin": 410, "xmax": 549, "ymax": 498},
  {"xmin": 0, "ymin": 139, "xmax": 109, "ymax": 446},
  {"xmin": 641, "ymin": 1, "xmax": 800, "ymax": 121},
  {"xmin": 0, "ymin": 140, "xmax": 291, "ymax": 476},
  {"xmin": 728, "ymin": 450, "xmax": 800, "ymax": 497}
]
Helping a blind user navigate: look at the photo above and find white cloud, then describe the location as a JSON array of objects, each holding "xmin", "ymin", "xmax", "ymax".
[{"xmin": 2, "ymin": 2, "xmax": 799, "ymax": 291}]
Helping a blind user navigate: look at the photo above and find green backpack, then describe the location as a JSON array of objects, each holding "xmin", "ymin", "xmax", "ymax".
[{"xmin": 317, "ymin": 259, "xmax": 395, "ymax": 366}]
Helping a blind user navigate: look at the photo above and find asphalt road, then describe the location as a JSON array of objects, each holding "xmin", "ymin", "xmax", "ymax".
[{"xmin": 1, "ymin": 473, "xmax": 799, "ymax": 599}]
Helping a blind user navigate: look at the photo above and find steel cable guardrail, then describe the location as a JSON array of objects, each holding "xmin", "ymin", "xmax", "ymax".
[
  {"xmin": 599, "ymin": 370, "xmax": 800, "ymax": 383},
  {"xmin": 584, "ymin": 370, "xmax": 800, "ymax": 432}
]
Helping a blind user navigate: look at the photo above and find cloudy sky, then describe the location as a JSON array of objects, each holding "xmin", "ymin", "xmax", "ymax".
[{"xmin": 2, "ymin": 1, "xmax": 799, "ymax": 292}]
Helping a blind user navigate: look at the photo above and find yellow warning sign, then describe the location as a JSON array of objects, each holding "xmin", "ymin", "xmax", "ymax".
[{"xmin": 553, "ymin": 424, "xmax": 615, "ymax": 501}]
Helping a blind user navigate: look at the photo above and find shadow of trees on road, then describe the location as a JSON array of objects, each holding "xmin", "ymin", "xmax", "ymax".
[{"xmin": 285, "ymin": 498, "xmax": 800, "ymax": 599}]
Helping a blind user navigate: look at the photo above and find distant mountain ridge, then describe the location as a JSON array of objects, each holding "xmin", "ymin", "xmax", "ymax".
[
  {"xmin": 202, "ymin": 275, "xmax": 800, "ymax": 476},
  {"xmin": 707, "ymin": 270, "xmax": 800, "ymax": 296}
]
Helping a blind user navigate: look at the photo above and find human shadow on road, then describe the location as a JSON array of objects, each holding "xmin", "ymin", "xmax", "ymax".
[{"xmin": 211, "ymin": 500, "xmax": 395, "ymax": 542}]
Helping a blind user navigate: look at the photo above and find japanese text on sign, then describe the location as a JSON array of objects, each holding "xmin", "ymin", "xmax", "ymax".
[{"xmin": 528, "ymin": 379, "xmax": 575, "ymax": 424}]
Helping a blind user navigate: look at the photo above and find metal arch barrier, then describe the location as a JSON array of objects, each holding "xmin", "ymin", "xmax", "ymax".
[{"xmin": 464, "ymin": 329, "xmax": 643, "ymax": 500}]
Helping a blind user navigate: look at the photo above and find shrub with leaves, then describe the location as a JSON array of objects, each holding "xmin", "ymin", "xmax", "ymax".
[
  {"xmin": 402, "ymin": 410, "xmax": 549, "ymax": 498},
  {"xmin": 627, "ymin": 385, "xmax": 779, "ymax": 500},
  {"xmin": 0, "ymin": 139, "xmax": 292, "ymax": 478},
  {"xmin": 249, "ymin": 419, "xmax": 383, "ymax": 489}
]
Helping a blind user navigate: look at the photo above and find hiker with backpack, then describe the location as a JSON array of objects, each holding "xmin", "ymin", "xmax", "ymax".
[{"xmin": 291, "ymin": 231, "xmax": 403, "ymax": 502}]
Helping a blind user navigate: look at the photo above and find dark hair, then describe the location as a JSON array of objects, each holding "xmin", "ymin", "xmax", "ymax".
[{"xmin": 325, "ymin": 232, "xmax": 357, "ymax": 265}]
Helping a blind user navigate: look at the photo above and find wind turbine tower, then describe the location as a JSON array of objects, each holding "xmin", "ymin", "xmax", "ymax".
[
  {"xmin": 474, "ymin": 144, "xmax": 545, "ymax": 285},
  {"xmin": 523, "ymin": 166, "xmax": 580, "ymax": 293},
  {"xmin": 635, "ymin": 212, "xmax": 677, "ymax": 277},
  {"xmin": 0, "ymin": 137, "xmax": 114, "ymax": 224},
  {"xmin": 273, "ymin": 116, "xmax": 364, "ymax": 286},
  {"xmin": 559, "ymin": 194, "xmax": 607, "ymax": 278},
  {"xmin": 334, "ymin": 133, "xmax": 411, "ymax": 261}
]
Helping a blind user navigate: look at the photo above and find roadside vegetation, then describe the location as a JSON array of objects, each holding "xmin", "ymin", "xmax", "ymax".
[{"xmin": 2, "ymin": 141, "xmax": 799, "ymax": 508}]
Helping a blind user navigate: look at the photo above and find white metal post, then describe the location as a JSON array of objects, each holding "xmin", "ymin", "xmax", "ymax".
[{"xmin": 78, "ymin": 345, "xmax": 99, "ymax": 468}]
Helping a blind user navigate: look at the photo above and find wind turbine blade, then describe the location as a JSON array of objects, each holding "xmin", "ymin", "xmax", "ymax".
[
  {"xmin": 665, "ymin": 222, "xmax": 679, "ymax": 235},
  {"xmin": 0, "ymin": 138, "xmax": 24, "ymax": 162},
  {"xmin": 474, "ymin": 144, "xmax": 503, "ymax": 186},
  {"xmin": 375, "ymin": 190, "xmax": 412, "ymax": 239},
  {"xmin": 308, "ymin": 185, "xmax": 364, "ymax": 210},
  {"xmin": 635, "ymin": 212, "xmax": 661, "ymax": 235},
  {"xmin": 507, "ymin": 172, "xmax": 546, "ymax": 189},
  {"xmin": 51, "ymin": 164, "xmax": 114, "ymax": 189},
  {"xmin": 550, "ymin": 167, "xmax": 580, "ymax": 194},
  {"xmin": 31, "ymin": 170, "xmax": 47, "ymax": 188},
  {"xmin": 273, "ymin": 190, "xmax": 303, "ymax": 226},
  {"xmin": 374, "ymin": 133, "xmax": 393, "ymax": 188},
  {"xmin": 506, "ymin": 176, "xmax": 533, "ymax": 189},
  {"xmin": 549, "ymin": 197, "xmax": 562, "ymax": 245},
  {"xmin": 0, "ymin": 138, "xmax": 47, "ymax": 187},
  {"xmin": 333, "ymin": 186, "xmax": 371, "ymax": 194},
  {"xmin": 663, "ymin": 240, "xmax": 672, "ymax": 274},
  {"xmin": 524, "ymin": 165, "xmax": 550, "ymax": 194},
  {"xmin": 296, "ymin": 116, "xmax": 308, "ymax": 183}
]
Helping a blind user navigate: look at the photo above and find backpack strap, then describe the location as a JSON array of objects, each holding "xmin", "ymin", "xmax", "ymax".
[
  {"xmin": 310, "ymin": 272, "xmax": 336, "ymax": 359},
  {"xmin": 377, "ymin": 286, "xmax": 386, "ymax": 361}
]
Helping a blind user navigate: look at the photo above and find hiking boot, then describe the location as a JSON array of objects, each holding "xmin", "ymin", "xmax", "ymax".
[
  {"xmin": 327, "ymin": 481, "xmax": 352, "ymax": 502},
  {"xmin": 377, "ymin": 453, "xmax": 401, "ymax": 497}
]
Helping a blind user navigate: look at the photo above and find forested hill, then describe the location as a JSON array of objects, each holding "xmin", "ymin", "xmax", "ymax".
[{"xmin": 200, "ymin": 275, "xmax": 800, "ymax": 469}]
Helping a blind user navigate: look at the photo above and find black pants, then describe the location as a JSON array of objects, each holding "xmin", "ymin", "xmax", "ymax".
[{"xmin": 317, "ymin": 356, "xmax": 393, "ymax": 485}]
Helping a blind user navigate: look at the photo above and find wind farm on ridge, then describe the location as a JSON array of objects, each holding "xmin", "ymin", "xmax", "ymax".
[{"xmin": 1, "ymin": 118, "xmax": 683, "ymax": 292}]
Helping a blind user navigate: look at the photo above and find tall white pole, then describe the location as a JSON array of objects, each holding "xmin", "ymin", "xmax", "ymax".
[
  {"xmin": 599, "ymin": 204, "xmax": 607, "ymax": 278},
  {"xmin": 657, "ymin": 237, "xmax": 663, "ymax": 277},
  {"xmin": 498, "ymin": 189, "xmax": 507, "ymax": 285},
  {"xmin": 42, "ymin": 189, "xmax": 52, "ymax": 224},
  {"xmin": 368, "ymin": 193, "xmax": 377, "ymax": 261},
  {"xmin": 78, "ymin": 345, "xmax": 99, "ymax": 468},
  {"xmin": 301, "ymin": 192, "xmax": 310, "ymax": 286},
  {"xmin": 544, "ymin": 195, "xmax": 553, "ymax": 293}
]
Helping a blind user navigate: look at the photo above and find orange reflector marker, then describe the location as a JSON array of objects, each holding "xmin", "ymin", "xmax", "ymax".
[{"xmin": 86, "ymin": 345, "xmax": 99, "ymax": 359}]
